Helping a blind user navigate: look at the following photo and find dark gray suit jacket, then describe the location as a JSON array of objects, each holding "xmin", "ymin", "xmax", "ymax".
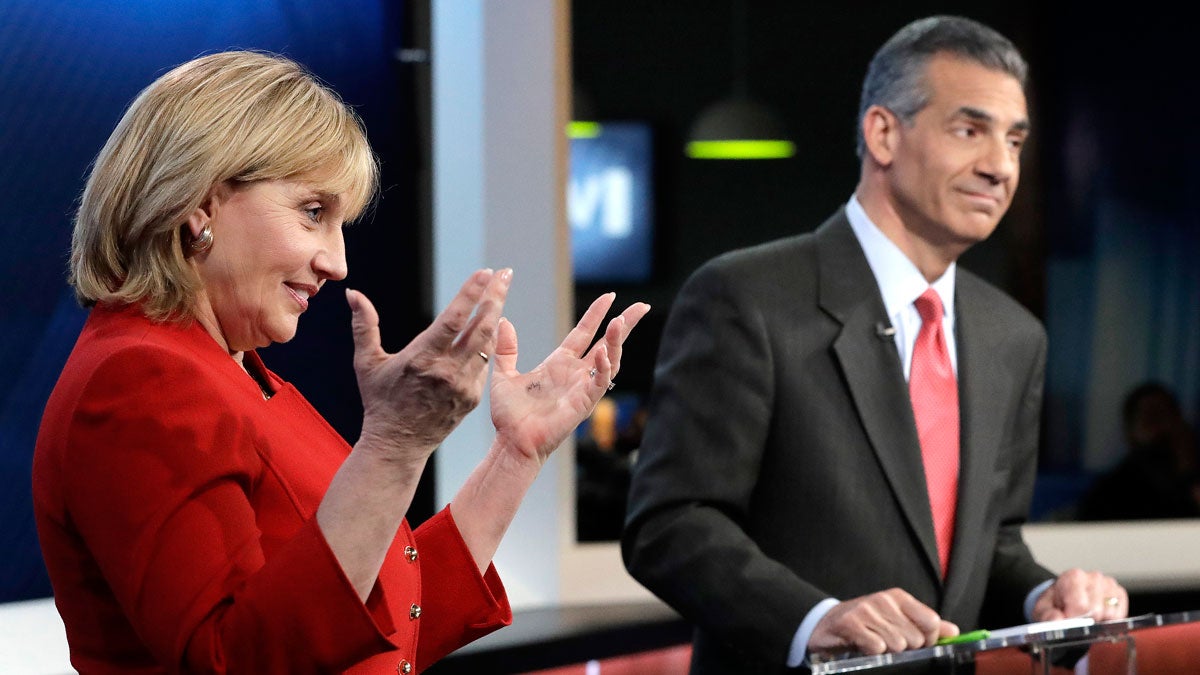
[{"xmin": 622, "ymin": 211, "xmax": 1054, "ymax": 674}]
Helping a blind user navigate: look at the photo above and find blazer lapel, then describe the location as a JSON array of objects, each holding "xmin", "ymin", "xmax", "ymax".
[
  {"xmin": 942, "ymin": 274, "xmax": 1014, "ymax": 607},
  {"xmin": 816, "ymin": 214, "xmax": 942, "ymax": 582}
]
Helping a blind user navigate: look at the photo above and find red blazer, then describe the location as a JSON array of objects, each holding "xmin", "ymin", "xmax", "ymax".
[{"xmin": 32, "ymin": 303, "xmax": 511, "ymax": 674}]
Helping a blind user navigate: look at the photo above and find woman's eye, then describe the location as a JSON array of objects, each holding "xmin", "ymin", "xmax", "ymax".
[{"xmin": 305, "ymin": 206, "xmax": 322, "ymax": 222}]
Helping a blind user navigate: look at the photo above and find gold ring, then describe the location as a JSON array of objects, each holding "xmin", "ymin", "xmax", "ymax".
[
  {"xmin": 1105, "ymin": 596, "xmax": 1119, "ymax": 607},
  {"xmin": 478, "ymin": 351, "xmax": 489, "ymax": 363}
]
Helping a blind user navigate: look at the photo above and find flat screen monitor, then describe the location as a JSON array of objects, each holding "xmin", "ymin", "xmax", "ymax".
[{"xmin": 567, "ymin": 121, "xmax": 654, "ymax": 284}]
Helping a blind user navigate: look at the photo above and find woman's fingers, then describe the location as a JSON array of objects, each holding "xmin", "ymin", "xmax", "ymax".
[
  {"xmin": 583, "ymin": 302, "xmax": 651, "ymax": 382},
  {"xmin": 561, "ymin": 292, "xmax": 616, "ymax": 357},
  {"xmin": 346, "ymin": 288, "xmax": 385, "ymax": 367},
  {"xmin": 450, "ymin": 269, "xmax": 512, "ymax": 361},
  {"xmin": 493, "ymin": 318, "xmax": 519, "ymax": 374},
  {"xmin": 590, "ymin": 343, "xmax": 611, "ymax": 392},
  {"xmin": 601, "ymin": 302, "xmax": 651, "ymax": 380},
  {"xmin": 426, "ymin": 269, "xmax": 495, "ymax": 350},
  {"xmin": 602, "ymin": 317, "xmax": 625, "ymax": 379},
  {"xmin": 617, "ymin": 302, "xmax": 652, "ymax": 336}
]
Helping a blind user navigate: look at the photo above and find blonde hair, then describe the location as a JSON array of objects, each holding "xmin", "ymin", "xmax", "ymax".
[{"xmin": 70, "ymin": 50, "xmax": 380, "ymax": 320}]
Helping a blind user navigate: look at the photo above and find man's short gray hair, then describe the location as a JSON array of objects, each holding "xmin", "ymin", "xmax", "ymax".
[{"xmin": 855, "ymin": 15, "xmax": 1028, "ymax": 159}]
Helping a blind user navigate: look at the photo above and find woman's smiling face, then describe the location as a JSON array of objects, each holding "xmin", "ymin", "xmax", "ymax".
[{"xmin": 189, "ymin": 178, "xmax": 348, "ymax": 354}]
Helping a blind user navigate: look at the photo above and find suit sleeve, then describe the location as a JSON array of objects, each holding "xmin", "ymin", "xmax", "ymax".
[
  {"xmin": 62, "ymin": 346, "xmax": 398, "ymax": 673},
  {"xmin": 980, "ymin": 325, "xmax": 1055, "ymax": 627},
  {"xmin": 622, "ymin": 262, "xmax": 828, "ymax": 666}
]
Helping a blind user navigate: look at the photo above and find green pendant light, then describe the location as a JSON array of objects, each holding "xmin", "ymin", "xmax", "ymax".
[
  {"xmin": 685, "ymin": 0, "xmax": 794, "ymax": 160},
  {"xmin": 568, "ymin": 84, "xmax": 602, "ymax": 139}
]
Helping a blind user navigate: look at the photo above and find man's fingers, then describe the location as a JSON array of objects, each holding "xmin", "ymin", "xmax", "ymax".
[
  {"xmin": 820, "ymin": 601, "xmax": 888, "ymax": 655},
  {"xmin": 938, "ymin": 621, "xmax": 960, "ymax": 639},
  {"xmin": 1086, "ymin": 572, "xmax": 1127, "ymax": 620},
  {"xmin": 849, "ymin": 607, "xmax": 916, "ymax": 654},
  {"xmin": 346, "ymin": 288, "xmax": 385, "ymax": 364},
  {"xmin": 1101, "ymin": 586, "xmax": 1128, "ymax": 620},
  {"xmin": 1054, "ymin": 568, "xmax": 1096, "ymax": 617},
  {"xmin": 812, "ymin": 590, "xmax": 944, "ymax": 657},
  {"xmin": 1054, "ymin": 570, "xmax": 1083, "ymax": 614},
  {"xmin": 1035, "ymin": 568, "xmax": 1127, "ymax": 623},
  {"xmin": 1036, "ymin": 606, "xmax": 1068, "ymax": 621},
  {"xmin": 853, "ymin": 625, "xmax": 889, "ymax": 656},
  {"xmin": 897, "ymin": 591, "xmax": 945, "ymax": 647}
]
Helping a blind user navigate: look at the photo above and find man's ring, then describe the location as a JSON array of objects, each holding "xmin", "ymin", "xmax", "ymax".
[
  {"xmin": 1105, "ymin": 596, "xmax": 1119, "ymax": 608},
  {"xmin": 588, "ymin": 368, "xmax": 597, "ymax": 378},
  {"xmin": 478, "ymin": 351, "xmax": 489, "ymax": 363},
  {"xmin": 607, "ymin": 381, "xmax": 616, "ymax": 391}
]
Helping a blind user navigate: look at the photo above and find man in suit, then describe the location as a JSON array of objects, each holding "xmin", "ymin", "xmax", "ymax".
[{"xmin": 622, "ymin": 15, "xmax": 1127, "ymax": 674}]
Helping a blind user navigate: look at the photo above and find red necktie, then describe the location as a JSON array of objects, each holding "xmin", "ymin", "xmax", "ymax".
[{"xmin": 909, "ymin": 288, "xmax": 959, "ymax": 579}]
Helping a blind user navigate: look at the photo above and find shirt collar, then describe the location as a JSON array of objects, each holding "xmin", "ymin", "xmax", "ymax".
[{"xmin": 844, "ymin": 194, "xmax": 956, "ymax": 322}]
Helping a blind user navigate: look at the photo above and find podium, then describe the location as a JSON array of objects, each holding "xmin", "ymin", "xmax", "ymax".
[{"xmin": 808, "ymin": 610, "xmax": 1200, "ymax": 674}]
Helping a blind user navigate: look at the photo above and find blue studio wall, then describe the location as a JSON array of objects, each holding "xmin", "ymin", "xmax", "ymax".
[{"xmin": 0, "ymin": 0, "xmax": 406, "ymax": 602}]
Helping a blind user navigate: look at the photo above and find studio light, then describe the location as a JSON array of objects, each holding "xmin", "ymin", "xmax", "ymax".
[{"xmin": 685, "ymin": 0, "xmax": 794, "ymax": 160}]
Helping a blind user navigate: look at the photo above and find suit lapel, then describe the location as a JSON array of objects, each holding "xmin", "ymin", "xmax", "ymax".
[
  {"xmin": 943, "ymin": 274, "xmax": 1012, "ymax": 607},
  {"xmin": 816, "ymin": 214, "xmax": 942, "ymax": 582}
]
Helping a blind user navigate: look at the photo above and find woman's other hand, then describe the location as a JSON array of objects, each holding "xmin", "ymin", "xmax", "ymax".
[
  {"xmin": 346, "ymin": 268, "xmax": 511, "ymax": 465},
  {"xmin": 489, "ymin": 292, "xmax": 650, "ymax": 466}
]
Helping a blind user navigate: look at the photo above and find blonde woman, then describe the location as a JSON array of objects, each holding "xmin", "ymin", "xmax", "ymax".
[{"xmin": 33, "ymin": 51, "xmax": 648, "ymax": 674}]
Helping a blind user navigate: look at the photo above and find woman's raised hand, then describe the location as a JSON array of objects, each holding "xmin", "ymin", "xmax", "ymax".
[
  {"xmin": 346, "ymin": 269, "xmax": 511, "ymax": 464},
  {"xmin": 489, "ymin": 292, "xmax": 650, "ymax": 465}
]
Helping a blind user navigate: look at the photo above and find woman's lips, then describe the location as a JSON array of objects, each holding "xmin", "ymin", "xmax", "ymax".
[{"xmin": 284, "ymin": 283, "xmax": 312, "ymax": 311}]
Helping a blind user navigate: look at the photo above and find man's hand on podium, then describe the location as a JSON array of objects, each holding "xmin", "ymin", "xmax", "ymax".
[
  {"xmin": 808, "ymin": 588, "xmax": 960, "ymax": 656},
  {"xmin": 1032, "ymin": 568, "xmax": 1128, "ymax": 623}
]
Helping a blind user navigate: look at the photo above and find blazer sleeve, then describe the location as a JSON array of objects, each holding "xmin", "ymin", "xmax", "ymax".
[
  {"xmin": 622, "ymin": 261, "xmax": 827, "ymax": 666},
  {"xmin": 61, "ymin": 345, "xmax": 398, "ymax": 673},
  {"xmin": 411, "ymin": 507, "xmax": 512, "ymax": 669}
]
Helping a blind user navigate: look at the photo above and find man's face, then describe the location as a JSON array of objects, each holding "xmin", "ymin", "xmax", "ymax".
[{"xmin": 886, "ymin": 54, "xmax": 1029, "ymax": 250}]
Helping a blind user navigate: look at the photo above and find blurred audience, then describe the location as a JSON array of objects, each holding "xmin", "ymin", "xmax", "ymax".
[
  {"xmin": 576, "ymin": 397, "xmax": 644, "ymax": 541},
  {"xmin": 1075, "ymin": 381, "xmax": 1200, "ymax": 521}
]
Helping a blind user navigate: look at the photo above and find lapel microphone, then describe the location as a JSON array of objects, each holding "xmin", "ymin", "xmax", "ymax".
[{"xmin": 875, "ymin": 322, "xmax": 896, "ymax": 340}]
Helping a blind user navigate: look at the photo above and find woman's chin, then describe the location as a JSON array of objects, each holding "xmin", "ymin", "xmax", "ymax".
[{"xmin": 268, "ymin": 325, "xmax": 299, "ymax": 345}]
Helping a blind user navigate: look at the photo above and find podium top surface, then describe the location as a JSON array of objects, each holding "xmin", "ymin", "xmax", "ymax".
[{"xmin": 808, "ymin": 610, "xmax": 1200, "ymax": 674}]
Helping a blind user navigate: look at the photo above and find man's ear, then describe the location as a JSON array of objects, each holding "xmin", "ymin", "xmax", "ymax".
[
  {"xmin": 861, "ymin": 105, "xmax": 900, "ymax": 168},
  {"xmin": 184, "ymin": 182, "xmax": 230, "ymax": 239}
]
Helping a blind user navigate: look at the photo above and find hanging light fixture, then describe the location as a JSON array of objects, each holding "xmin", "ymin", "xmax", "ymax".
[
  {"xmin": 568, "ymin": 84, "xmax": 601, "ymax": 139},
  {"xmin": 685, "ymin": 0, "xmax": 795, "ymax": 160}
]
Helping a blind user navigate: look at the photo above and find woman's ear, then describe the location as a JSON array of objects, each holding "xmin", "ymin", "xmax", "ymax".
[
  {"xmin": 185, "ymin": 183, "xmax": 230, "ymax": 239},
  {"xmin": 861, "ymin": 104, "xmax": 900, "ymax": 168}
]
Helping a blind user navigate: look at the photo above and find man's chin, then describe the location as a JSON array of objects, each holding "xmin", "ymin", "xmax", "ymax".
[{"xmin": 954, "ymin": 212, "xmax": 1004, "ymax": 243}]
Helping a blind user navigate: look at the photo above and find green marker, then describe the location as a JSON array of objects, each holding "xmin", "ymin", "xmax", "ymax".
[{"xmin": 936, "ymin": 629, "xmax": 990, "ymax": 646}]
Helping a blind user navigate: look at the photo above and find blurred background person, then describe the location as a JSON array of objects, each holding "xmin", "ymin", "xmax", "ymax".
[
  {"xmin": 576, "ymin": 397, "xmax": 631, "ymax": 541},
  {"xmin": 1075, "ymin": 381, "xmax": 1200, "ymax": 521}
]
